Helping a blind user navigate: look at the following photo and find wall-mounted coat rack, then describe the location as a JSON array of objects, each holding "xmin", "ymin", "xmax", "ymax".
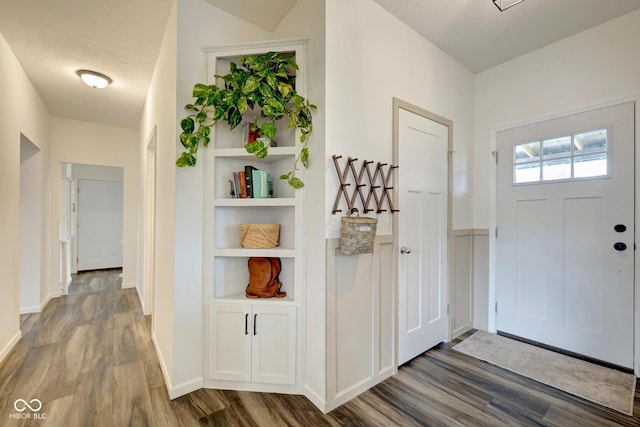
[{"xmin": 331, "ymin": 154, "xmax": 399, "ymax": 215}]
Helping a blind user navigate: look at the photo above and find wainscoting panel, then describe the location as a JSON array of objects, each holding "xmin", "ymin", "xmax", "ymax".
[
  {"xmin": 326, "ymin": 235, "xmax": 394, "ymax": 411},
  {"xmin": 450, "ymin": 229, "xmax": 490, "ymax": 339},
  {"xmin": 473, "ymin": 234, "xmax": 490, "ymax": 331}
]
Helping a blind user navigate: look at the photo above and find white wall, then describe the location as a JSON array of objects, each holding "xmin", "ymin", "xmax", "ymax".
[
  {"xmin": 326, "ymin": 0, "xmax": 475, "ymax": 235},
  {"xmin": 0, "ymin": 32, "xmax": 51, "ymax": 363},
  {"xmin": 49, "ymin": 118, "xmax": 138, "ymax": 292},
  {"xmin": 139, "ymin": 0, "xmax": 273, "ymax": 396},
  {"xmin": 139, "ymin": 0, "xmax": 178, "ymax": 389},
  {"xmin": 322, "ymin": 0, "xmax": 475, "ymax": 410},
  {"xmin": 171, "ymin": 0, "xmax": 272, "ymax": 392},
  {"xmin": 19, "ymin": 137, "xmax": 44, "ymax": 313},
  {"xmin": 272, "ymin": 0, "xmax": 328, "ymax": 407},
  {"xmin": 72, "ymin": 163, "xmax": 124, "ymax": 180},
  {"xmin": 473, "ymin": 9, "xmax": 640, "ymax": 227},
  {"xmin": 472, "ymin": 9, "xmax": 640, "ymax": 332}
]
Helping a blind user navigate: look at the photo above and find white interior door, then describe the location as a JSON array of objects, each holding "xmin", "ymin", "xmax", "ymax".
[
  {"xmin": 397, "ymin": 106, "xmax": 449, "ymax": 365},
  {"xmin": 496, "ymin": 102, "xmax": 634, "ymax": 368},
  {"xmin": 77, "ymin": 179, "xmax": 123, "ymax": 271}
]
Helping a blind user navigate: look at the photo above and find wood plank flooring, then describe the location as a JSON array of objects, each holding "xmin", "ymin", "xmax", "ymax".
[{"xmin": 1, "ymin": 269, "xmax": 639, "ymax": 426}]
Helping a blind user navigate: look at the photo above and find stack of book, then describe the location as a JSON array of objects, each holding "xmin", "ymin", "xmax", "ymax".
[{"xmin": 230, "ymin": 166, "xmax": 273, "ymax": 198}]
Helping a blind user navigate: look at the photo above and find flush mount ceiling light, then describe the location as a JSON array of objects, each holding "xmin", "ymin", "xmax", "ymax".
[
  {"xmin": 493, "ymin": 0, "xmax": 525, "ymax": 11},
  {"xmin": 76, "ymin": 69, "xmax": 113, "ymax": 89}
]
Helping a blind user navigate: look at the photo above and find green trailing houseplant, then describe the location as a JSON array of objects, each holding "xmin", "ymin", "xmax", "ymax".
[{"xmin": 176, "ymin": 51, "xmax": 316, "ymax": 189}]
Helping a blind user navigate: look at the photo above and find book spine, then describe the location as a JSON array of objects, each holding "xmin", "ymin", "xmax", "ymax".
[
  {"xmin": 260, "ymin": 170, "xmax": 268, "ymax": 198},
  {"xmin": 244, "ymin": 165, "xmax": 256, "ymax": 198},
  {"xmin": 232, "ymin": 172, "xmax": 239, "ymax": 199},
  {"xmin": 252, "ymin": 169, "xmax": 262, "ymax": 198},
  {"xmin": 238, "ymin": 171, "xmax": 247, "ymax": 198}
]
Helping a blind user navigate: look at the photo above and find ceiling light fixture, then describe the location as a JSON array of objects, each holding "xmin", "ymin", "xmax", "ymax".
[
  {"xmin": 76, "ymin": 69, "xmax": 113, "ymax": 89},
  {"xmin": 493, "ymin": 0, "xmax": 525, "ymax": 12}
]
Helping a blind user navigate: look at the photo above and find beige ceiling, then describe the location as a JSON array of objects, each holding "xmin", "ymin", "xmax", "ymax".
[
  {"xmin": 202, "ymin": 0, "xmax": 297, "ymax": 31},
  {"xmin": 1, "ymin": 0, "xmax": 639, "ymax": 130},
  {"xmin": 0, "ymin": 0, "xmax": 174, "ymax": 129},
  {"xmin": 372, "ymin": 0, "xmax": 640, "ymax": 72}
]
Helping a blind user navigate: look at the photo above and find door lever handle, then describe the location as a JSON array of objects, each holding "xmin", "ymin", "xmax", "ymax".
[{"xmin": 400, "ymin": 246, "xmax": 412, "ymax": 254}]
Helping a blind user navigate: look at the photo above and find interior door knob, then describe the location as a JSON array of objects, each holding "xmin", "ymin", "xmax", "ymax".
[
  {"xmin": 614, "ymin": 242, "xmax": 627, "ymax": 251},
  {"xmin": 400, "ymin": 246, "xmax": 412, "ymax": 254}
]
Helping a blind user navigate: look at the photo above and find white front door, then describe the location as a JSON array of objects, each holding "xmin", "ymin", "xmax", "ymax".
[
  {"xmin": 397, "ymin": 105, "xmax": 450, "ymax": 365},
  {"xmin": 77, "ymin": 179, "xmax": 124, "ymax": 271},
  {"xmin": 496, "ymin": 102, "xmax": 634, "ymax": 368}
]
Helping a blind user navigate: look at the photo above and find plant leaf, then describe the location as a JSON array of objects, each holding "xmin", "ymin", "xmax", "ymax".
[
  {"xmin": 237, "ymin": 96, "xmax": 248, "ymax": 114},
  {"xmin": 289, "ymin": 176, "xmax": 304, "ymax": 188},
  {"xmin": 255, "ymin": 145, "xmax": 269, "ymax": 158},
  {"xmin": 176, "ymin": 152, "xmax": 196, "ymax": 167},
  {"xmin": 266, "ymin": 97, "xmax": 285, "ymax": 112},
  {"xmin": 181, "ymin": 117, "xmax": 195, "ymax": 133},
  {"xmin": 259, "ymin": 83, "xmax": 273, "ymax": 97},
  {"xmin": 278, "ymin": 82, "xmax": 292, "ymax": 98},
  {"xmin": 192, "ymin": 83, "xmax": 211, "ymax": 98},
  {"xmin": 245, "ymin": 140, "xmax": 262, "ymax": 154},
  {"xmin": 260, "ymin": 122, "xmax": 277, "ymax": 140},
  {"xmin": 300, "ymin": 147, "xmax": 309, "ymax": 168},
  {"xmin": 266, "ymin": 73, "xmax": 277, "ymax": 90},
  {"xmin": 185, "ymin": 134, "xmax": 198, "ymax": 149},
  {"xmin": 196, "ymin": 112, "xmax": 207, "ymax": 123},
  {"xmin": 242, "ymin": 76, "xmax": 259, "ymax": 94}
]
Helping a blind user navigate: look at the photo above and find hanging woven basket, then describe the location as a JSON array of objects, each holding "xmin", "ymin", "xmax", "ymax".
[{"xmin": 339, "ymin": 209, "xmax": 377, "ymax": 255}]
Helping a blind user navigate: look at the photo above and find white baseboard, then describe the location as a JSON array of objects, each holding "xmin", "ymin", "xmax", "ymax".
[
  {"xmin": 452, "ymin": 323, "xmax": 473, "ymax": 339},
  {"xmin": 473, "ymin": 322, "xmax": 488, "ymax": 331},
  {"xmin": 304, "ymin": 385, "xmax": 328, "ymax": 413},
  {"xmin": 150, "ymin": 331, "xmax": 202, "ymax": 399},
  {"xmin": 169, "ymin": 377, "xmax": 203, "ymax": 399},
  {"xmin": 151, "ymin": 331, "xmax": 172, "ymax": 394},
  {"xmin": 0, "ymin": 330, "xmax": 22, "ymax": 365},
  {"xmin": 121, "ymin": 282, "xmax": 137, "ymax": 289},
  {"xmin": 323, "ymin": 366, "xmax": 395, "ymax": 413},
  {"xmin": 19, "ymin": 305, "xmax": 40, "ymax": 315},
  {"xmin": 19, "ymin": 291, "xmax": 59, "ymax": 315}
]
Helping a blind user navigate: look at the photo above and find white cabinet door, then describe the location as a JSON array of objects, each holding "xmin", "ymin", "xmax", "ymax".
[
  {"xmin": 251, "ymin": 305, "xmax": 296, "ymax": 385},
  {"xmin": 208, "ymin": 303, "xmax": 296, "ymax": 385},
  {"xmin": 208, "ymin": 303, "xmax": 252, "ymax": 381}
]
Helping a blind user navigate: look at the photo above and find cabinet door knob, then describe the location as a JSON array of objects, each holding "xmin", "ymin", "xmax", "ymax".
[
  {"xmin": 400, "ymin": 246, "xmax": 412, "ymax": 254},
  {"xmin": 245, "ymin": 313, "xmax": 249, "ymax": 335}
]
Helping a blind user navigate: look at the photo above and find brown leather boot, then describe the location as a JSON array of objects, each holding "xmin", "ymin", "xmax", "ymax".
[{"xmin": 246, "ymin": 257, "xmax": 286, "ymax": 298}]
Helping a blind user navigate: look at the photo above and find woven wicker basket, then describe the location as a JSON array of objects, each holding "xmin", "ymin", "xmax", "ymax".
[
  {"xmin": 339, "ymin": 211, "xmax": 377, "ymax": 255},
  {"xmin": 240, "ymin": 224, "xmax": 280, "ymax": 248}
]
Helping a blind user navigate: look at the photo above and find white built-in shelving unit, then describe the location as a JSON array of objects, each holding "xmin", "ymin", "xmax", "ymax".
[{"xmin": 202, "ymin": 40, "xmax": 307, "ymax": 392}]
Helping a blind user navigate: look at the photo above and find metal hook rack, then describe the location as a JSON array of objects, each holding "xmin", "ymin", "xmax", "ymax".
[{"xmin": 331, "ymin": 154, "xmax": 399, "ymax": 215}]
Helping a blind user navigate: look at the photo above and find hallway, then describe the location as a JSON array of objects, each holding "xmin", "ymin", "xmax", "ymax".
[{"xmin": 1, "ymin": 270, "xmax": 639, "ymax": 426}]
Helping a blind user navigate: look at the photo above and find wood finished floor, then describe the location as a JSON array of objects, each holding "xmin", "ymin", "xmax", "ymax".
[{"xmin": 1, "ymin": 270, "xmax": 639, "ymax": 426}]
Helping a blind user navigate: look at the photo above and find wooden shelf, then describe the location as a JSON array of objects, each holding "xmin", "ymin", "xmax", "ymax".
[
  {"xmin": 213, "ymin": 198, "xmax": 295, "ymax": 207},
  {"xmin": 213, "ymin": 147, "xmax": 296, "ymax": 161},
  {"xmin": 212, "ymin": 247, "xmax": 296, "ymax": 258},
  {"xmin": 211, "ymin": 293, "xmax": 296, "ymax": 304}
]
